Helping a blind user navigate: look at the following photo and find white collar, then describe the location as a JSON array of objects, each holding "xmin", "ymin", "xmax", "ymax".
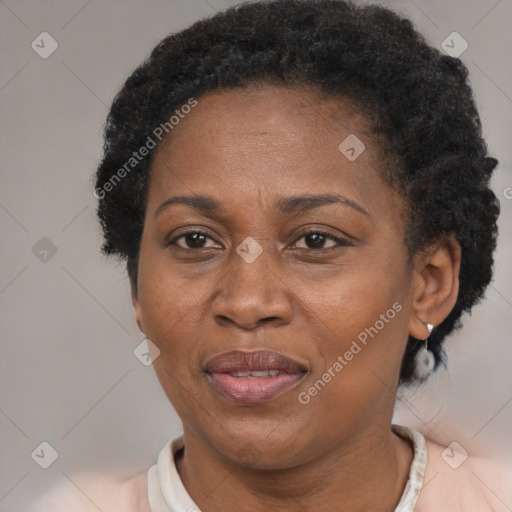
[{"xmin": 147, "ymin": 424, "xmax": 427, "ymax": 512}]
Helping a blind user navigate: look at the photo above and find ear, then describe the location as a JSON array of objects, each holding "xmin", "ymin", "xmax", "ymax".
[
  {"xmin": 130, "ymin": 277, "xmax": 145, "ymax": 335},
  {"xmin": 408, "ymin": 234, "xmax": 461, "ymax": 340}
]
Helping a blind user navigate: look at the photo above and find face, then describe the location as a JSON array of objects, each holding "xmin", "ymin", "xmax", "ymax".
[{"xmin": 132, "ymin": 84, "xmax": 418, "ymax": 469}]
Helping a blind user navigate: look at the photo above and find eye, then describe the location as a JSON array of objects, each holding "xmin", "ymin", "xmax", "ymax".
[
  {"xmin": 168, "ymin": 230, "xmax": 221, "ymax": 250},
  {"xmin": 291, "ymin": 230, "xmax": 350, "ymax": 250},
  {"xmin": 166, "ymin": 229, "xmax": 350, "ymax": 251}
]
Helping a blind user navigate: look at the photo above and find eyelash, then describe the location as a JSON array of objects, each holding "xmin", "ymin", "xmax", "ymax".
[
  {"xmin": 166, "ymin": 228, "xmax": 351, "ymax": 251},
  {"xmin": 290, "ymin": 229, "xmax": 351, "ymax": 250}
]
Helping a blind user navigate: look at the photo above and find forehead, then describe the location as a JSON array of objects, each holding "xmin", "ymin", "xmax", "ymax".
[
  {"xmin": 147, "ymin": 84, "xmax": 399, "ymax": 221},
  {"xmin": 155, "ymin": 83, "xmax": 373, "ymax": 155}
]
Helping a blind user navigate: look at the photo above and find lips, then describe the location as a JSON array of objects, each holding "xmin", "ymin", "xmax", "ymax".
[{"xmin": 204, "ymin": 350, "xmax": 307, "ymax": 404}]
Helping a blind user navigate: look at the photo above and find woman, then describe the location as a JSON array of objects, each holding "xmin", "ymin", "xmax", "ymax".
[{"xmin": 32, "ymin": 0, "xmax": 508, "ymax": 510}]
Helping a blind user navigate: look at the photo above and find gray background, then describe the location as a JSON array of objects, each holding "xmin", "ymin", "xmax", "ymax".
[{"xmin": 1, "ymin": 0, "xmax": 511, "ymax": 510}]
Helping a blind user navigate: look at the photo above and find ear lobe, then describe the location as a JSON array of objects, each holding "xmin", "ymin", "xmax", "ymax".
[
  {"xmin": 409, "ymin": 235, "xmax": 461, "ymax": 340},
  {"xmin": 130, "ymin": 280, "xmax": 145, "ymax": 334}
]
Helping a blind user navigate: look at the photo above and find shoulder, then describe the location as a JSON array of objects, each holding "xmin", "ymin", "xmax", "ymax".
[
  {"xmin": 416, "ymin": 435, "xmax": 512, "ymax": 511},
  {"xmin": 27, "ymin": 471, "xmax": 150, "ymax": 512}
]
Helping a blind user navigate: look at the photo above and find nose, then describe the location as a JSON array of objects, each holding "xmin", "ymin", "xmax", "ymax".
[{"xmin": 211, "ymin": 246, "xmax": 294, "ymax": 330}]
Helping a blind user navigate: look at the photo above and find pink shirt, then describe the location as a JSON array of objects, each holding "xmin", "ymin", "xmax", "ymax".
[{"xmin": 28, "ymin": 425, "xmax": 511, "ymax": 511}]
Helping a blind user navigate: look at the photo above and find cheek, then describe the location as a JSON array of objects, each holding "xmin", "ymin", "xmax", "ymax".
[
  {"xmin": 137, "ymin": 253, "xmax": 209, "ymax": 362},
  {"xmin": 296, "ymin": 257, "xmax": 409, "ymax": 400},
  {"xmin": 296, "ymin": 255, "xmax": 405, "ymax": 338},
  {"xmin": 137, "ymin": 260, "xmax": 212, "ymax": 417}
]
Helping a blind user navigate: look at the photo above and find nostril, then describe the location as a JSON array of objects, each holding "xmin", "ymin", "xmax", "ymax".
[{"xmin": 260, "ymin": 316, "xmax": 280, "ymax": 324}]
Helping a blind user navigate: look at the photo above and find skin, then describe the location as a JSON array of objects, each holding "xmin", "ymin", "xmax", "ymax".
[{"xmin": 131, "ymin": 84, "xmax": 461, "ymax": 511}]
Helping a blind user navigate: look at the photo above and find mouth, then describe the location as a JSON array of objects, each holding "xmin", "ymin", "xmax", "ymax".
[{"xmin": 204, "ymin": 349, "xmax": 308, "ymax": 404}]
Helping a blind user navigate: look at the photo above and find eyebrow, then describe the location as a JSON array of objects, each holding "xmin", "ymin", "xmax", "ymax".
[{"xmin": 154, "ymin": 193, "xmax": 370, "ymax": 218}]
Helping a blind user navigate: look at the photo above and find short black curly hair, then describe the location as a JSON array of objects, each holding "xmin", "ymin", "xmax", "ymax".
[{"xmin": 94, "ymin": 0, "xmax": 499, "ymax": 385}]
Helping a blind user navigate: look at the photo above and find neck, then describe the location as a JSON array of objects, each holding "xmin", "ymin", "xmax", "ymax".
[{"xmin": 175, "ymin": 421, "xmax": 413, "ymax": 512}]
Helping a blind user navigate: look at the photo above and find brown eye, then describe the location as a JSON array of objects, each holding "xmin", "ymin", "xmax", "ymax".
[
  {"xmin": 169, "ymin": 231, "xmax": 220, "ymax": 250},
  {"xmin": 292, "ymin": 230, "xmax": 350, "ymax": 250}
]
